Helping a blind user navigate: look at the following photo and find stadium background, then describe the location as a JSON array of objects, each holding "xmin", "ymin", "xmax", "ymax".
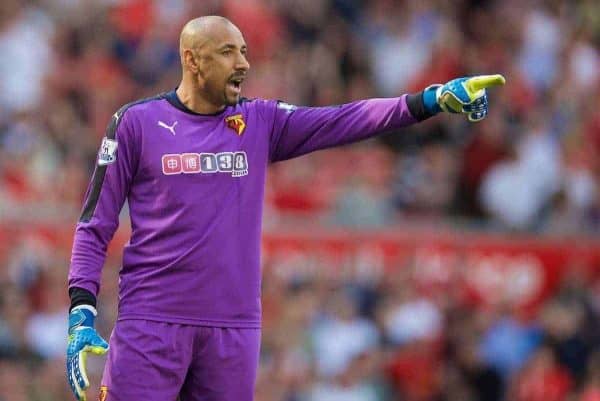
[{"xmin": 1, "ymin": 0, "xmax": 599, "ymax": 400}]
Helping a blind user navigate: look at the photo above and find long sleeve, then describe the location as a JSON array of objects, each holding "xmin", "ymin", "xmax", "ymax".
[
  {"xmin": 267, "ymin": 95, "xmax": 419, "ymax": 162},
  {"xmin": 68, "ymin": 109, "xmax": 139, "ymax": 297}
]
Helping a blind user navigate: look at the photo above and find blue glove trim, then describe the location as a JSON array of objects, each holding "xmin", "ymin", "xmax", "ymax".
[
  {"xmin": 69, "ymin": 305, "xmax": 97, "ymax": 334},
  {"xmin": 422, "ymin": 84, "xmax": 443, "ymax": 115}
]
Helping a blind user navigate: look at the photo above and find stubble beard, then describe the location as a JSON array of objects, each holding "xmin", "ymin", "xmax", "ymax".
[{"xmin": 225, "ymin": 92, "xmax": 239, "ymax": 106}]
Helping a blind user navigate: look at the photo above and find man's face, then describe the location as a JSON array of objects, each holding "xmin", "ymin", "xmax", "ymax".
[{"xmin": 194, "ymin": 25, "xmax": 250, "ymax": 108}]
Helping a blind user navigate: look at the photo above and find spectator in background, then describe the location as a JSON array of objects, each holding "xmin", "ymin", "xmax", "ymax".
[
  {"xmin": 0, "ymin": 0, "xmax": 54, "ymax": 114},
  {"xmin": 581, "ymin": 352, "xmax": 600, "ymax": 401},
  {"xmin": 0, "ymin": 359, "xmax": 29, "ymax": 401},
  {"xmin": 29, "ymin": 357, "xmax": 74, "ymax": 401},
  {"xmin": 24, "ymin": 265, "xmax": 68, "ymax": 360},
  {"xmin": 517, "ymin": 4, "xmax": 563, "ymax": 92},
  {"xmin": 456, "ymin": 111, "xmax": 510, "ymax": 218},
  {"xmin": 309, "ymin": 352, "xmax": 382, "ymax": 401},
  {"xmin": 311, "ymin": 289, "xmax": 380, "ymax": 378},
  {"xmin": 392, "ymin": 138, "xmax": 459, "ymax": 217},
  {"xmin": 479, "ymin": 307, "xmax": 543, "ymax": 378},
  {"xmin": 380, "ymin": 284, "xmax": 442, "ymax": 346},
  {"xmin": 540, "ymin": 299, "xmax": 589, "ymax": 382},
  {"xmin": 0, "ymin": 285, "xmax": 29, "ymax": 360},
  {"xmin": 453, "ymin": 335, "xmax": 503, "ymax": 401},
  {"xmin": 510, "ymin": 345, "xmax": 572, "ymax": 401},
  {"xmin": 480, "ymin": 114, "xmax": 561, "ymax": 231}
]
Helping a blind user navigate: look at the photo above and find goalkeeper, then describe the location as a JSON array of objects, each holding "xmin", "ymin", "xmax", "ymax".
[{"xmin": 67, "ymin": 15, "xmax": 504, "ymax": 401}]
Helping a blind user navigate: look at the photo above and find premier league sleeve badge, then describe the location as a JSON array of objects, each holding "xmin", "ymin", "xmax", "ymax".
[{"xmin": 98, "ymin": 137, "xmax": 118, "ymax": 166}]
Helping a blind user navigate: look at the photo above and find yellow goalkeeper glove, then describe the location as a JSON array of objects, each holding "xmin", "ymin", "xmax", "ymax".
[{"xmin": 423, "ymin": 74, "xmax": 506, "ymax": 122}]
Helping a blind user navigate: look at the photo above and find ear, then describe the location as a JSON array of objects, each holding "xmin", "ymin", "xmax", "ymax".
[{"xmin": 183, "ymin": 49, "xmax": 199, "ymax": 73}]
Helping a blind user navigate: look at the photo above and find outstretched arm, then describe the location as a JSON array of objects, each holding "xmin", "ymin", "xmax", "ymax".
[
  {"xmin": 268, "ymin": 74, "xmax": 505, "ymax": 162},
  {"xmin": 268, "ymin": 94, "xmax": 423, "ymax": 162}
]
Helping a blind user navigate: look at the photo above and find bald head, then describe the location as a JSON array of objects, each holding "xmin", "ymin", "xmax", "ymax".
[
  {"xmin": 176, "ymin": 16, "xmax": 250, "ymax": 113},
  {"xmin": 179, "ymin": 16, "xmax": 240, "ymax": 55}
]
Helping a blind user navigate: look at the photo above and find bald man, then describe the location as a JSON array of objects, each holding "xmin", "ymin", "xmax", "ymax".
[{"xmin": 66, "ymin": 16, "xmax": 504, "ymax": 401}]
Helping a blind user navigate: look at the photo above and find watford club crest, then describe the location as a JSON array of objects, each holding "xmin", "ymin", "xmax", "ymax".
[
  {"xmin": 99, "ymin": 386, "xmax": 108, "ymax": 401},
  {"xmin": 225, "ymin": 114, "xmax": 246, "ymax": 136}
]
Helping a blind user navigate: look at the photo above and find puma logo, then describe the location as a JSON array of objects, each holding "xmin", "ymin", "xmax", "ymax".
[{"xmin": 158, "ymin": 120, "xmax": 178, "ymax": 135}]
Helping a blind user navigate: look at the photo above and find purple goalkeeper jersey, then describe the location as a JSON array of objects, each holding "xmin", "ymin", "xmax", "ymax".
[{"xmin": 69, "ymin": 90, "xmax": 418, "ymax": 328}]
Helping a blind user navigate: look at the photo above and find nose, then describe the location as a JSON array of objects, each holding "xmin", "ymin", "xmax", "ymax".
[{"xmin": 236, "ymin": 53, "xmax": 250, "ymax": 72}]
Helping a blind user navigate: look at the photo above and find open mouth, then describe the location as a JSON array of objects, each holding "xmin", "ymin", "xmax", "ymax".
[{"xmin": 228, "ymin": 76, "xmax": 244, "ymax": 94}]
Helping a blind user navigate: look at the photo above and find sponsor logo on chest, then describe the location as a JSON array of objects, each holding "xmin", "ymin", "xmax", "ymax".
[{"xmin": 161, "ymin": 151, "xmax": 248, "ymax": 177}]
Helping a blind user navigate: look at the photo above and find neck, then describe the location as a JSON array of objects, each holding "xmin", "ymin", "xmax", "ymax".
[{"xmin": 176, "ymin": 79, "xmax": 226, "ymax": 114}]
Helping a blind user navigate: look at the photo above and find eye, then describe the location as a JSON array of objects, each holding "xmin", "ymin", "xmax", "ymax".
[{"xmin": 221, "ymin": 49, "xmax": 232, "ymax": 55}]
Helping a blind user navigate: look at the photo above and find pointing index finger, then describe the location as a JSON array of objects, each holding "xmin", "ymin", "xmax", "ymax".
[{"xmin": 466, "ymin": 74, "xmax": 506, "ymax": 93}]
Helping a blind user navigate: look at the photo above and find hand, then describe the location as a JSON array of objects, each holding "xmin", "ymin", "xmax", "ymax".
[
  {"xmin": 67, "ymin": 305, "xmax": 109, "ymax": 401},
  {"xmin": 423, "ymin": 74, "xmax": 506, "ymax": 122}
]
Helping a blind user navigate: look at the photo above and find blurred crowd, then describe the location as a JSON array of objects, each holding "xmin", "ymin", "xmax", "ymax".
[
  {"xmin": 0, "ymin": 0, "xmax": 600, "ymax": 400},
  {"xmin": 0, "ymin": 0, "xmax": 599, "ymax": 232},
  {"xmin": 3, "ymin": 234, "xmax": 600, "ymax": 401},
  {"xmin": 255, "ymin": 259, "xmax": 600, "ymax": 401}
]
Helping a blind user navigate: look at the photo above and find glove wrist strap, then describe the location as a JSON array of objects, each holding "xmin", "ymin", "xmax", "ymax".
[
  {"xmin": 69, "ymin": 305, "xmax": 97, "ymax": 333},
  {"xmin": 71, "ymin": 304, "xmax": 97, "ymax": 315},
  {"xmin": 422, "ymin": 84, "xmax": 443, "ymax": 114}
]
